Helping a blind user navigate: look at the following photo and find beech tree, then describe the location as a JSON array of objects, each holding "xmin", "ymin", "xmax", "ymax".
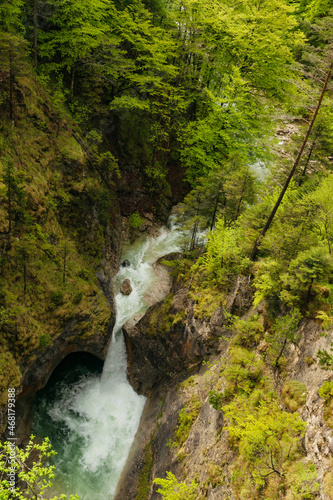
[
  {"xmin": 39, "ymin": 0, "xmax": 111, "ymax": 98},
  {"xmin": 0, "ymin": 0, "xmax": 23, "ymax": 33}
]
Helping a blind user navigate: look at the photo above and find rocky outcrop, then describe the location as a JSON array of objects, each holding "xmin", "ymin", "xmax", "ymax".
[
  {"xmin": 13, "ymin": 311, "xmax": 115, "ymax": 442},
  {"xmin": 120, "ymin": 278, "xmax": 133, "ymax": 295},
  {"xmin": 287, "ymin": 320, "xmax": 333, "ymax": 493},
  {"xmin": 117, "ymin": 269, "xmax": 333, "ymax": 500},
  {"xmin": 115, "ymin": 332, "xmax": 235, "ymax": 500},
  {"xmin": 12, "ymin": 215, "xmax": 122, "ymax": 442},
  {"xmin": 124, "ymin": 288, "xmax": 228, "ymax": 395}
]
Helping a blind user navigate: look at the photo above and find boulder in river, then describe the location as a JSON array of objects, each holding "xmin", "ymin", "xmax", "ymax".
[
  {"xmin": 121, "ymin": 259, "xmax": 131, "ymax": 267},
  {"xmin": 120, "ymin": 278, "xmax": 132, "ymax": 295}
]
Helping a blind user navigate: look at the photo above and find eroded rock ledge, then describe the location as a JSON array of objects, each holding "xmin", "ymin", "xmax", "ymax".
[
  {"xmin": 117, "ymin": 261, "xmax": 333, "ymax": 499},
  {"xmin": 11, "ymin": 235, "xmax": 120, "ymax": 442}
]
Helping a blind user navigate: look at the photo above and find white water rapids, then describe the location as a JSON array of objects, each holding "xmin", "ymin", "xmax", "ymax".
[{"xmin": 32, "ymin": 225, "xmax": 183, "ymax": 499}]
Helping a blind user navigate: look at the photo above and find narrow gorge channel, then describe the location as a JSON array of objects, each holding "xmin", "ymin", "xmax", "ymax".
[{"xmin": 31, "ymin": 225, "xmax": 183, "ymax": 500}]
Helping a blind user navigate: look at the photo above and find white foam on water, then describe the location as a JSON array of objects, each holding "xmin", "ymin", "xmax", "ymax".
[{"xmin": 41, "ymin": 224, "xmax": 184, "ymax": 499}]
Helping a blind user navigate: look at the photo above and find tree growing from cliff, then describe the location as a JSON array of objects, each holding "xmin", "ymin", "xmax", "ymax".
[
  {"xmin": 250, "ymin": 53, "xmax": 333, "ymax": 260},
  {"xmin": 224, "ymin": 398, "xmax": 306, "ymax": 489},
  {"xmin": 153, "ymin": 472, "xmax": 198, "ymax": 500},
  {"xmin": 0, "ymin": 32, "xmax": 29, "ymax": 120},
  {"xmin": 1, "ymin": 160, "xmax": 25, "ymax": 235},
  {"xmin": 0, "ymin": 435, "xmax": 80, "ymax": 499}
]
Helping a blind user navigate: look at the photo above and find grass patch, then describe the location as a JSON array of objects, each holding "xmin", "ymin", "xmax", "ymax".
[
  {"xmin": 135, "ymin": 438, "xmax": 154, "ymax": 500},
  {"xmin": 168, "ymin": 396, "xmax": 202, "ymax": 448},
  {"xmin": 282, "ymin": 380, "xmax": 307, "ymax": 412}
]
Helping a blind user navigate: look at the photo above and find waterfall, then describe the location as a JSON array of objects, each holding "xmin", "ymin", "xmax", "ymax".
[{"xmin": 31, "ymin": 224, "xmax": 183, "ymax": 499}]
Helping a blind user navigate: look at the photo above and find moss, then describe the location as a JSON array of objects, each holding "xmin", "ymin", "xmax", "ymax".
[
  {"xmin": 318, "ymin": 380, "xmax": 333, "ymax": 401},
  {"xmin": 318, "ymin": 381, "xmax": 333, "ymax": 427},
  {"xmin": 39, "ymin": 333, "xmax": 52, "ymax": 348},
  {"xmin": 0, "ymin": 349, "xmax": 21, "ymax": 406},
  {"xmin": 170, "ymin": 396, "xmax": 202, "ymax": 448},
  {"xmin": 189, "ymin": 288, "xmax": 223, "ymax": 320},
  {"xmin": 0, "ymin": 74, "xmax": 112, "ymax": 400},
  {"xmin": 323, "ymin": 460, "xmax": 333, "ymax": 498},
  {"xmin": 282, "ymin": 380, "xmax": 307, "ymax": 412},
  {"xmin": 305, "ymin": 356, "xmax": 315, "ymax": 366},
  {"xmin": 180, "ymin": 375, "xmax": 196, "ymax": 390},
  {"xmin": 128, "ymin": 211, "xmax": 144, "ymax": 229},
  {"xmin": 146, "ymin": 293, "xmax": 175, "ymax": 337},
  {"xmin": 135, "ymin": 438, "xmax": 154, "ymax": 500}
]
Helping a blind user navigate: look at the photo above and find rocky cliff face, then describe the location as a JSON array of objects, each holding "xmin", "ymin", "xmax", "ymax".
[
  {"xmin": 116, "ymin": 261, "xmax": 333, "ymax": 500},
  {"xmin": 12, "ymin": 213, "xmax": 121, "ymax": 442}
]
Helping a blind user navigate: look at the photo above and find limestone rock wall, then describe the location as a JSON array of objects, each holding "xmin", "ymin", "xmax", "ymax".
[{"xmin": 116, "ymin": 269, "xmax": 333, "ymax": 500}]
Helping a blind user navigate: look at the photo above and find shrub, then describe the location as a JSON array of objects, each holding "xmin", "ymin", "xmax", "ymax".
[
  {"xmin": 318, "ymin": 381, "xmax": 333, "ymax": 428},
  {"xmin": 73, "ymin": 290, "xmax": 84, "ymax": 304},
  {"xmin": 0, "ymin": 436, "xmax": 79, "ymax": 500},
  {"xmin": 170, "ymin": 396, "xmax": 202, "ymax": 448},
  {"xmin": 232, "ymin": 316, "xmax": 264, "ymax": 347},
  {"xmin": 78, "ymin": 268, "xmax": 89, "ymax": 280},
  {"xmin": 282, "ymin": 380, "xmax": 307, "ymax": 412},
  {"xmin": 224, "ymin": 347, "xmax": 264, "ymax": 397},
  {"xmin": 285, "ymin": 461, "xmax": 320, "ymax": 499},
  {"xmin": 39, "ymin": 333, "xmax": 52, "ymax": 347},
  {"xmin": 154, "ymin": 472, "xmax": 198, "ymax": 500},
  {"xmin": 128, "ymin": 211, "xmax": 144, "ymax": 229},
  {"xmin": 318, "ymin": 380, "xmax": 333, "ymax": 402},
  {"xmin": 49, "ymin": 291, "xmax": 64, "ymax": 308}
]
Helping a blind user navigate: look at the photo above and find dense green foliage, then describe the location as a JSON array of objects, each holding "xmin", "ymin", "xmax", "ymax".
[
  {"xmin": 1, "ymin": 0, "xmax": 333, "ymax": 498},
  {"xmin": 153, "ymin": 471, "xmax": 198, "ymax": 500},
  {"xmin": 0, "ymin": 436, "xmax": 79, "ymax": 499}
]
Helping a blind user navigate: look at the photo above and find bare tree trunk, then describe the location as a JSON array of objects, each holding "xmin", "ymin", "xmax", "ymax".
[
  {"xmin": 23, "ymin": 249, "xmax": 27, "ymax": 294},
  {"xmin": 8, "ymin": 172, "xmax": 12, "ymax": 234},
  {"xmin": 63, "ymin": 244, "xmax": 67, "ymax": 284},
  {"xmin": 210, "ymin": 193, "xmax": 220, "ymax": 230},
  {"xmin": 33, "ymin": 0, "xmax": 38, "ymax": 68},
  {"xmin": 9, "ymin": 43, "xmax": 13, "ymax": 120},
  {"xmin": 250, "ymin": 61, "xmax": 333, "ymax": 261},
  {"xmin": 70, "ymin": 65, "xmax": 75, "ymax": 100},
  {"xmin": 234, "ymin": 171, "xmax": 248, "ymax": 221},
  {"xmin": 298, "ymin": 140, "xmax": 316, "ymax": 186},
  {"xmin": 306, "ymin": 277, "xmax": 315, "ymax": 306},
  {"xmin": 274, "ymin": 338, "xmax": 288, "ymax": 369}
]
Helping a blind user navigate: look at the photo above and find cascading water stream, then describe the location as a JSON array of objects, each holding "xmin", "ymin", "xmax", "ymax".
[{"xmin": 31, "ymin": 225, "xmax": 183, "ymax": 499}]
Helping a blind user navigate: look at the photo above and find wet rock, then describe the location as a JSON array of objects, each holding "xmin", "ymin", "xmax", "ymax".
[
  {"xmin": 124, "ymin": 290, "xmax": 227, "ymax": 395},
  {"xmin": 120, "ymin": 278, "xmax": 133, "ymax": 295},
  {"xmin": 121, "ymin": 259, "xmax": 131, "ymax": 267}
]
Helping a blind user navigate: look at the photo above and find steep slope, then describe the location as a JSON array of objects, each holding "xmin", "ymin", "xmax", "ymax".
[
  {"xmin": 0, "ymin": 68, "xmax": 121, "ymax": 433},
  {"xmin": 116, "ymin": 260, "xmax": 333, "ymax": 500}
]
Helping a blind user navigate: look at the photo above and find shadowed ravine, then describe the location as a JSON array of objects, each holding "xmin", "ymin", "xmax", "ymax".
[{"xmin": 31, "ymin": 225, "xmax": 183, "ymax": 499}]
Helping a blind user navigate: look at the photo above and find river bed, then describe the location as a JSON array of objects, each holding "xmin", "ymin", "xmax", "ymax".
[{"xmin": 31, "ymin": 225, "xmax": 183, "ymax": 499}]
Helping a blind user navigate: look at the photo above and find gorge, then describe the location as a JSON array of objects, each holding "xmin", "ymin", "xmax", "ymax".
[
  {"xmin": 1, "ymin": 0, "xmax": 333, "ymax": 498},
  {"xmin": 30, "ymin": 224, "xmax": 184, "ymax": 499}
]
